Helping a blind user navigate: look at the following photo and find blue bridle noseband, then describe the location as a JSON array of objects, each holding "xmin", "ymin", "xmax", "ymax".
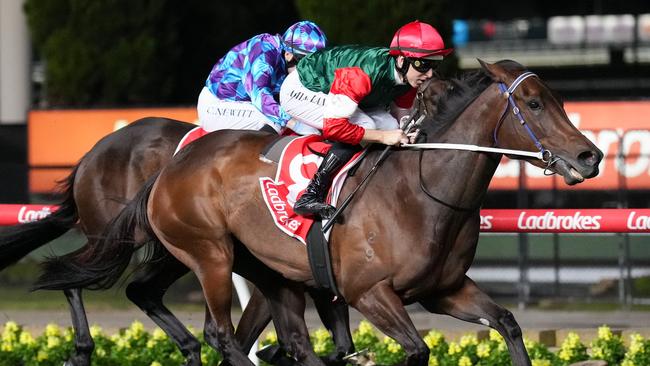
[{"xmin": 494, "ymin": 71, "xmax": 554, "ymax": 164}]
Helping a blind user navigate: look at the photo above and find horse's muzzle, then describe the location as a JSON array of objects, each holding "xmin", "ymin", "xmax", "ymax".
[{"xmin": 554, "ymin": 148, "xmax": 603, "ymax": 185}]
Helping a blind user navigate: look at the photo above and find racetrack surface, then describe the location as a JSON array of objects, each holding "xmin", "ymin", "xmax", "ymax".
[{"xmin": 3, "ymin": 306, "xmax": 650, "ymax": 337}]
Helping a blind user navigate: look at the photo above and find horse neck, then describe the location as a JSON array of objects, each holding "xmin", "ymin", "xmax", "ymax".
[{"xmin": 417, "ymin": 84, "xmax": 504, "ymax": 211}]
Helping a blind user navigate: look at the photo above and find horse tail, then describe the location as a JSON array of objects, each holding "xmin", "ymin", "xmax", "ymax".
[
  {"xmin": 0, "ymin": 165, "xmax": 80, "ymax": 271},
  {"xmin": 33, "ymin": 173, "xmax": 159, "ymax": 291}
]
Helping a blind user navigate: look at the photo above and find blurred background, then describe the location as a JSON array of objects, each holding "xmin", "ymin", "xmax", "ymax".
[{"xmin": 1, "ymin": 0, "xmax": 649, "ymax": 312}]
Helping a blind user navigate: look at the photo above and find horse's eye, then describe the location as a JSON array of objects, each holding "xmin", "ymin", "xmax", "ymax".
[{"xmin": 528, "ymin": 100, "xmax": 541, "ymax": 110}]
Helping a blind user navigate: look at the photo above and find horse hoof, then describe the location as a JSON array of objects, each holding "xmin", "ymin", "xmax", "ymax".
[
  {"xmin": 63, "ymin": 356, "xmax": 91, "ymax": 366},
  {"xmin": 256, "ymin": 344, "xmax": 298, "ymax": 365},
  {"xmin": 256, "ymin": 344, "xmax": 283, "ymax": 363},
  {"xmin": 178, "ymin": 351, "xmax": 202, "ymax": 366}
]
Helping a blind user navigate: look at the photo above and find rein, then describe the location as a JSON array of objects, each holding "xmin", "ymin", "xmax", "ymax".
[
  {"xmin": 402, "ymin": 142, "xmax": 544, "ymax": 160},
  {"xmin": 405, "ymin": 72, "xmax": 551, "ymax": 161}
]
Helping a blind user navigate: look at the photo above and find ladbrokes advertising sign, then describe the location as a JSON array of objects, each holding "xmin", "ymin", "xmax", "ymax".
[
  {"xmin": 490, "ymin": 101, "xmax": 650, "ymax": 190},
  {"xmin": 479, "ymin": 209, "xmax": 650, "ymax": 233},
  {"xmin": 27, "ymin": 101, "xmax": 650, "ymax": 193}
]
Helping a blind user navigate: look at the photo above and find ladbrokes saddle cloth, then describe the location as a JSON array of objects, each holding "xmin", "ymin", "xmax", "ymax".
[{"xmin": 259, "ymin": 135, "xmax": 363, "ymax": 244}]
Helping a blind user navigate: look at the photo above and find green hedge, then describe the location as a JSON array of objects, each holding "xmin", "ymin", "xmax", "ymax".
[{"xmin": 2, "ymin": 321, "xmax": 649, "ymax": 366}]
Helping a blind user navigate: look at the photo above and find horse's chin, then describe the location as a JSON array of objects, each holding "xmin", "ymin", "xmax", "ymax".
[{"xmin": 553, "ymin": 159, "xmax": 585, "ymax": 185}]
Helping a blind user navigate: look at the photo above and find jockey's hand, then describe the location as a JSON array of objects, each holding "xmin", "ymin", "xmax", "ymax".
[
  {"xmin": 382, "ymin": 129, "xmax": 409, "ymax": 146},
  {"xmin": 407, "ymin": 129, "xmax": 421, "ymax": 144}
]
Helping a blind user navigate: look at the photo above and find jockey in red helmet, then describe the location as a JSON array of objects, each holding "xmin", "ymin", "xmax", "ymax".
[
  {"xmin": 390, "ymin": 20, "xmax": 453, "ymax": 85},
  {"xmin": 280, "ymin": 20, "xmax": 452, "ymax": 218}
]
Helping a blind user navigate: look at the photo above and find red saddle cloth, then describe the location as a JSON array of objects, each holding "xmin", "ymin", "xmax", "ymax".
[
  {"xmin": 174, "ymin": 126, "xmax": 208, "ymax": 155},
  {"xmin": 259, "ymin": 135, "xmax": 362, "ymax": 244}
]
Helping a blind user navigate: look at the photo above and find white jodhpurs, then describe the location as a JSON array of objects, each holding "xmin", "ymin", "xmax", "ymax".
[
  {"xmin": 197, "ymin": 87, "xmax": 277, "ymax": 132},
  {"xmin": 279, "ymin": 71, "xmax": 399, "ymax": 133}
]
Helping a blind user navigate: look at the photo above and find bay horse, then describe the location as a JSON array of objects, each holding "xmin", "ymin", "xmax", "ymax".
[
  {"xmin": 92, "ymin": 60, "xmax": 601, "ymax": 366},
  {"xmin": 1, "ymin": 117, "xmax": 355, "ymax": 365}
]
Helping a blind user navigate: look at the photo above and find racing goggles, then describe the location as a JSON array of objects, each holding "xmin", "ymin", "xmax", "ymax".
[{"xmin": 408, "ymin": 58, "xmax": 440, "ymax": 73}]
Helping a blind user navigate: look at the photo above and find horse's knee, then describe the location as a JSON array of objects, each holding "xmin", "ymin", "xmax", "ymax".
[
  {"xmin": 67, "ymin": 337, "xmax": 95, "ymax": 366},
  {"xmin": 402, "ymin": 338, "xmax": 430, "ymax": 366},
  {"xmin": 498, "ymin": 310, "xmax": 522, "ymax": 339},
  {"xmin": 280, "ymin": 332, "xmax": 318, "ymax": 363},
  {"xmin": 125, "ymin": 280, "xmax": 162, "ymax": 305},
  {"xmin": 203, "ymin": 320, "xmax": 219, "ymax": 349},
  {"xmin": 125, "ymin": 282, "xmax": 143, "ymax": 303},
  {"xmin": 181, "ymin": 339, "xmax": 202, "ymax": 359},
  {"xmin": 75, "ymin": 335, "xmax": 95, "ymax": 355}
]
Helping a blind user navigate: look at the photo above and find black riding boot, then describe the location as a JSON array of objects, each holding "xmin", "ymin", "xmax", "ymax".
[{"xmin": 293, "ymin": 143, "xmax": 358, "ymax": 219}]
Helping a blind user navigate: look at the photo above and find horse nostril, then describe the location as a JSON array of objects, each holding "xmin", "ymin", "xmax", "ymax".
[{"xmin": 578, "ymin": 150, "xmax": 600, "ymax": 167}]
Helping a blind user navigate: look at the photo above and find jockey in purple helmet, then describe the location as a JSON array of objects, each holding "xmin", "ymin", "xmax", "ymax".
[{"xmin": 197, "ymin": 21, "xmax": 327, "ymax": 134}]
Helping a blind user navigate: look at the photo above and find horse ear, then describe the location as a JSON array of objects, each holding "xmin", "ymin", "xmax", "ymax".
[{"xmin": 477, "ymin": 59, "xmax": 507, "ymax": 82}]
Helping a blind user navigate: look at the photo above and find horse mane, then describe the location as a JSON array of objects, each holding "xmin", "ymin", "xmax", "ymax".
[{"xmin": 421, "ymin": 60, "xmax": 526, "ymax": 136}]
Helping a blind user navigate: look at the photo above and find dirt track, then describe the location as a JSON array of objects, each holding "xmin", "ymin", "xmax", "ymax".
[{"xmin": 3, "ymin": 307, "xmax": 650, "ymax": 338}]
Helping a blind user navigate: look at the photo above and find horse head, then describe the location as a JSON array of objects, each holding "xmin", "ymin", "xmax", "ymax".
[{"xmin": 477, "ymin": 59, "xmax": 603, "ymax": 185}]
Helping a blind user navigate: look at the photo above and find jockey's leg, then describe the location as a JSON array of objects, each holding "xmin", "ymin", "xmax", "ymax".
[
  {"xmin": 293, "ymin": 107, "xmax": 371, "ymax": 219},
  {"xmin": 293, "ymin": 142, "xmax": 360, "ymax": 219},
  {"xmin": 365, "ymin": 107, "xmax": 400, "ymax": 130},
  {"xmin": 197, "ymin": 87, "xmax": 270, "ymax": 132},
  {"xmin": 279, "ymin": 71, "xmax": 325, "ymax": 130}
]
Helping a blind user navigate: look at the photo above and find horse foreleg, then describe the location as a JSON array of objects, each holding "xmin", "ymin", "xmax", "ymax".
[
  {"xmin": 125, "ymin": 256, "xmax": 203, "ymax": 366},
  {"xmin": 63, "ymin": 288, "xmax": 93, "ymax": 366},
  {"xmin": 260, "ymin": 281, "xmax": 326, "ymax": 366},
  {"xmin": 419, "ymin": 276, "xmax": 531, "ymax": 366},
  {"xmin": 231, "ymin": 286, "xmax": 271, "ymax": 353},
  {"xmin": 352, "ymin": 282, "xmax": 429, "ymax": 366},
  {"xmin": 308, "ymin": 288, "xmax": 354, "ymax": 365}
]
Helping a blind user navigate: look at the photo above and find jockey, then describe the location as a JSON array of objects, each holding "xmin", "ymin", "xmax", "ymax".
[
  {"xmin": 280, "ymin": 20, "xmax": 452, "ymax": 218},
  {"xmin": 197, "ymin": 21, "xmax": 327, "ymax": 134}
]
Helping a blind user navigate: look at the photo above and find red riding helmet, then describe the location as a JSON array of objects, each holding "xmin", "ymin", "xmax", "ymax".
[{"xmin": 389, "ymin": 20, "xmax": 453, "ymax": 59}]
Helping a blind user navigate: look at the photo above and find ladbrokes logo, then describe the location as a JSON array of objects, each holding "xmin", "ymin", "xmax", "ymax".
[
  {"xmin": 261, "ymin": 180, "xmax": 300, "ymax": 231},
  {"xmin": 17, "ymin": 206, "xmax": 53, "ymax": 223},
  {"xmin": 627, "ymin": 211, "xmax": 650, "ymax": 230},
  {"xmin": 517, "ymin": 211, "xmax": 602, "ymax": 230},
  {"xmin": 480, "ymin": 215, "xmax": 493, "ymax": 230}
]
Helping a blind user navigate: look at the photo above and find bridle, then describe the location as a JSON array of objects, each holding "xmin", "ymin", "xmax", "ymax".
[
  {"xmin": 494, "ymin": 71, "xmax": 559, "ymax": 173},
  {"xmin": 408, "ymin": 70, "xmax": 561, "ymax": 212}
]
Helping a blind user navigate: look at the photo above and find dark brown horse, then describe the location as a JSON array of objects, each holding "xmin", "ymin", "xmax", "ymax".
[
  {"xmin": 92, "ymin": 60, "xmax": 602, "ymax": 366},
  {"xmin": 1, "ymin": 117, "xmax": 355, "ymax": 365}
]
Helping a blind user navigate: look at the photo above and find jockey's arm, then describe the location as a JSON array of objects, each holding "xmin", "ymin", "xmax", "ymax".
[
  {"xmin": 322, "ymin": 67, "xmax": 407, "ymax": 146},
  {"xmin": 246, "ymin": 52, "xmax": 292, "ymax": 132}
]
